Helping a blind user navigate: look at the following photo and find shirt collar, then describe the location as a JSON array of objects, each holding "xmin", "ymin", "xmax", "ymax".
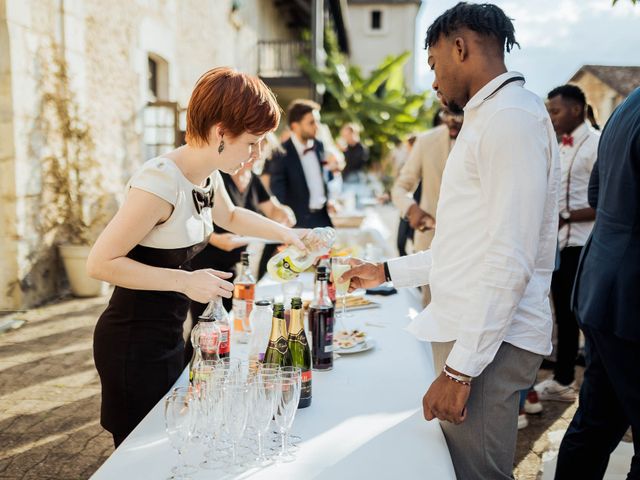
[
  {"xmin": 291, "ymin": 134, "xmax": 314, "ymax": 158},
  {"xmin": 569, "ymin": 121, "xmax": 590, "ymax": 143},
  {"xmin": 464, "ymin": 71, "xmax": 526, "ymax": 112}
]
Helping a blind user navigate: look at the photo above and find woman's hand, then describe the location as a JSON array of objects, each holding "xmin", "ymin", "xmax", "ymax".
[
  {"xmin": 280, "ymin": 228, "xmax": 308, "ymax": 251},
  {"xmin": 182, "ymin": 269, "xmax": 234, "ymax": 303},
  {"xmin": 209, "ymin": 233, "xmax": 250, "ymax": 252}
]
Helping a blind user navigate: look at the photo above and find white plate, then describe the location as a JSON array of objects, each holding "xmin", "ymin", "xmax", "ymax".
[{"xmin": 334, "ymin": 338, "xmax": 376, "ymax": 355}]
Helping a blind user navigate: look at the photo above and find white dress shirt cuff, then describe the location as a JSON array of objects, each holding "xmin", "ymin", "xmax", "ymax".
[
  {"xmin": 445, "ymin": 342, "xmax": 492, "ymax": 378},
  {"xmin": 386, "ymin": 250, "xmax": 432, "ymax": 288}
]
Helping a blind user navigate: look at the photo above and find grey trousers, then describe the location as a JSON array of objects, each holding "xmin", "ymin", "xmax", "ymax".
[{"xmin": 432, "ymin": 341, "xmax": 542, "ymax": 480}]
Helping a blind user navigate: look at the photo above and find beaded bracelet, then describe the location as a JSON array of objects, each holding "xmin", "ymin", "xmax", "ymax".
[
  {"xmin": 443, "ymin": 370, "xmax": 471, "ymax": 386},
  {"xmin": 443, "ymin": 366, "xmax": 472, "ymax": 386}
]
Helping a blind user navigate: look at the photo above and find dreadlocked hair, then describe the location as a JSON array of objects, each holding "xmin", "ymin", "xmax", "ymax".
[{"xmin": 425, "ymin": 2, "xmax": 520, "ymax": 53}]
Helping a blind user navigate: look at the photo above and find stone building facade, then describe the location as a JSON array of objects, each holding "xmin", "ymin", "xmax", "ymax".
[
  {"xmin": 346, "ymin": 0, "xmax": 422, "ymax": 90},
  {"xmin": 569, "ymin": 65, "xmax": 640, "ymax": 126},
  {"xmin": 0, "ymin": 0, "xmax": 296, "ymax": 310}
]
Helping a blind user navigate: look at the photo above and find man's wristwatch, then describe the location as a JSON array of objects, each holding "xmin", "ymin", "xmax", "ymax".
[
  {"xmin": 383, "ymin": 261, "xmax": 392, "ymax": 282},
  {"xmin": 560, "ymin": 211, "xmax": 571, "ymax": 222}
]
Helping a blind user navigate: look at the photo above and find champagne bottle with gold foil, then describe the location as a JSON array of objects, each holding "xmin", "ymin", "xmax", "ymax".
[
  {"xmin": 263, "ymin": 303, "xmax": 292, "ymax": 367},
  {"xmin": 287, "ymin": 297, "xmax": 312, "ymax": 408}
]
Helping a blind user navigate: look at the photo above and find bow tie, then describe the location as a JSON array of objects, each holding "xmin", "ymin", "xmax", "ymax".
[
  {"xmin": 303, "ymin": 146, "xmax": 315, "ymax": 155},
  {"xmin": 192, "ymin": 188, "xmax": 214, "ymax": 214},
  {"xmin": 561, "ymin": 135, "xmax": 574, "ymax": 147}
]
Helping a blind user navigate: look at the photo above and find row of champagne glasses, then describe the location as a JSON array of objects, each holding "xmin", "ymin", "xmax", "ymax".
[{"xmin": 164, "ymin": 359, "xmax": 302, "ymax": 479}]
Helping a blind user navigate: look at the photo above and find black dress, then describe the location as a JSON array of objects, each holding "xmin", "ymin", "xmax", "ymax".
[
  {"xmin": 93, "ymin": 158, "xmax": 216, "ymax": 446},
  {"xmin": 184, "ymin": 172, "xmax": 270, "ymax": 365}
]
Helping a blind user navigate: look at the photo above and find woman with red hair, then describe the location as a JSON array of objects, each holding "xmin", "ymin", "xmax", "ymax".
[{"xmin": 87, "ymin": 67, "xmax": 303, "ymax": 447}]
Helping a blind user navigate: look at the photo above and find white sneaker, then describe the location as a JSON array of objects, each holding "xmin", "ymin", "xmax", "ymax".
[
  {"xmin": 534, "ymin": 378, "xmax": 578, "ymax": 402},
  {"xmin": 524, "ymin": 390, "xmax": 543, "ymax": 414},
  {"xmin": 518, "ymin": 413, "xmax": 529, "ymax": 430}
]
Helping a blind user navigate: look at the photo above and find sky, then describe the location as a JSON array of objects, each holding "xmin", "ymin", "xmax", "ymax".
[{"xmin": 414, "ymin": 0, "xmax": 640, "ymax": 97}]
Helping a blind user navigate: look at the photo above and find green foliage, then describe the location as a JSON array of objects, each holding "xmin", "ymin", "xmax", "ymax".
[
  {"xmin": 612, "ymin": 0, "xmax": 637, "ymax": 4},
  {"xmin": 299, "ymin": 30, "xmax": 436, "ymax": 165},
  {"xmin": 39, "ymin": 41, "xmax": 103, "ymax": 245}
]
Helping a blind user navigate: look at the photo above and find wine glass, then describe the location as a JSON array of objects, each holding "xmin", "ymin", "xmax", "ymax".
[
  {"xmin": 164, "ymin": 387, "xmax": 198, "ymax": 479},
  {"xmin": 199, "ymin": 376, "xmax": 225, "ymax": 470},
  {"xmin": 222, "ymin": 383, "xmax": 250, "ymax": 469},
  {"xmin": 331, "ymin": 256, "xmax": 352, "ymax": 319},
  {"xmin": 274, "ymin": 376, "xmax": 301, "ymax": 462},
  {"xmin": 278, "ymin": 367, "xmax": 302, "ymax": 451},
  {"xmin": 250, "ymin": 379, "xmax": 279, "ymax": 466}
]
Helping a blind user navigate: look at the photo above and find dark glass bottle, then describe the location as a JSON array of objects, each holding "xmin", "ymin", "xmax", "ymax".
[
  {"xmin": 263, "ymin": 302, "xmax": 292, "ymax": 367},
  {"xmin": 287, "ymin": 297, "xmax": 312, "ymax": 408},
  {"xmin": 309, "ymin": 268, "xmax": 335, "ymax": 370},
  {"xmin": 317, "ymin": 257, "xmax": 336, "ymax": 303}
]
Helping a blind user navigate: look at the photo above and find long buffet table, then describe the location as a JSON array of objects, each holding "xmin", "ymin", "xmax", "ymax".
[{"xmin": 91, "ymin": 258, "xmax": 455, "ymax": 479}]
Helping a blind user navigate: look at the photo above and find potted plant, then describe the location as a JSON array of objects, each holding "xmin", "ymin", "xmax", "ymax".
[{"xmin": 39, "ymin": 44, "xmax": 108, "ymax": 297}]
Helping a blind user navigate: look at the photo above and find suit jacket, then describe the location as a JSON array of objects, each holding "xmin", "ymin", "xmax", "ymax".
[
  {"xmin": 391, "ymin": 125, "xmax": 450, "ymax": 251},
  {"xmin": 269, "ymin": 137, "xmax": 331, "ymax": 228},
  {"xmin": 573, "ymin": 87, "xmax": 640, "ymax": 341}
]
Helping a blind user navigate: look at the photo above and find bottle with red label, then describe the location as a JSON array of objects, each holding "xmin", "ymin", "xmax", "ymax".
[
  {"xmin": 287, "ymin": 297, "xmax": 312, "ymax": 408},
  {"xmin": 233, "ymin": 252, "xmax": 255, "ymax": 343},
  {"xmin": 188, "ymin": 299, "xmax": 221, "ymax": 382},
  {"xmin": 213, "ymin": 297, "xmax": 231, "ymax": 358}
]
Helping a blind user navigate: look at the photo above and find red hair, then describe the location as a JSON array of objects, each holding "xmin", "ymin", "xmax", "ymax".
[{"xmin": 185, "ymin": 67, "xmax": 281, "ymax": 146}]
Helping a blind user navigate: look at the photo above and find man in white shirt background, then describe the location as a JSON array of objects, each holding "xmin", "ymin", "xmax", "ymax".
[
  {"xmin": 342, "ymin": 3, "xmax": 560, "ymax": 479},
  {"xmin": 391, "ymin": 103, "xmax": 463, "ymax": 306},
  {"xmin": 535, "ymin": 84, "xmax": 599, "ymax": 403}
]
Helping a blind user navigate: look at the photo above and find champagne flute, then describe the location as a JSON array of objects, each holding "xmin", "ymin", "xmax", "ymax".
[
  {"xmin": 274, "ymin": 376, "xmax": 301, "ymax": 462},
  {"xmin": 164, "ymin": 387, "xmax": 198, "ymax": 479},
  {"xmin": 331, "ymin": 256, "xmax": 352, "ymax": 320},
  {"xmin": 250, "ymin": 379, "xmax": 279, "ymax": 466},
  {"xmin": 222, "ymin": 383, "xmax": 250, "ymax": 470},
  {"xmin": 199, "ymin": 376, "xmax": 225, "ymax": 470}
]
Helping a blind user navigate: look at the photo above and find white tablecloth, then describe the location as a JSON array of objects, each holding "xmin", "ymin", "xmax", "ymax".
[{"xmin": 91, "ymin": 275, "xmax": 455, "ymax": 479}]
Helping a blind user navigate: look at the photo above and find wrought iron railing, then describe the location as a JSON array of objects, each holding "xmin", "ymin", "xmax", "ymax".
[{"xmin": 257, "ymin": 40, "xmax": 310, "ymax": 78}]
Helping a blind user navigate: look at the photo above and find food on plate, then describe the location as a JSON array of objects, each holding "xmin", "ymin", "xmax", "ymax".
[{"xmin": 333, "ymin": 329, "xmax": 368, "ymax": 349}]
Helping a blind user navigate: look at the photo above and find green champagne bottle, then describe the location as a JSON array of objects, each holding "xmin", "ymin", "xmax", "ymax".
[
  {"xmin": 287, "ymin": 297, "xmax": 312, "ymax": 408},
  {"xmin": 263, "ymin": 303, "xmax": 292, "ymax": 367}
]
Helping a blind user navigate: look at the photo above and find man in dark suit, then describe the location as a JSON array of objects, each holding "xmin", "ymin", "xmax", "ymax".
[
  {"xmin": 268, "ymin": 99, "xmax": 333, "ymax": 228},
  {"xmin": 555, "ymin": 87, "xmax": 640, "ymax": 479}
]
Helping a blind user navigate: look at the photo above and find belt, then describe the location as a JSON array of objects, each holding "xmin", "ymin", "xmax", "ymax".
[{"xmin": 309, "ymin": 207, "xmax": 325, "ymax": 214}]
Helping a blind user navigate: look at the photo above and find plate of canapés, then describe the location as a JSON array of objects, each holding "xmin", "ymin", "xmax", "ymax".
[{"xmin": 333, "ymin": 329, "xmax": 376, "ymax": 354}]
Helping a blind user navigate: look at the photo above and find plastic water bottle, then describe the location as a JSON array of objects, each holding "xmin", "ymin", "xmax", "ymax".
[
  {"xmin": 266, "ymin": 227, "xmax": 336, "ymax": 282},
  {"xmin": 247, "ymin": 299, "xmax": 273, "ymax": 363}
]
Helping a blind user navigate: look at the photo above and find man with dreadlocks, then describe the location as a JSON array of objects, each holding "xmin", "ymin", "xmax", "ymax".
[{"xmin": 341, "ymin": 3, "xmax": 560, "ymax": 478}]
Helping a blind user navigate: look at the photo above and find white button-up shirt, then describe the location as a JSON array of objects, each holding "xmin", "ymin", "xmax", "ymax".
[
  {"xmin": 558, "ymin": 122, "xmax": 600, "ymax": 249},
  {"xmin": 388, "ymin": 72, "xmax": 560, "ymax": 377},
  {"xmin": 291, "ymin": 134, "xmax": 327, "ymax": 210}
]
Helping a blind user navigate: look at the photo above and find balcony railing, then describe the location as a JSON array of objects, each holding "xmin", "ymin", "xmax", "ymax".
[{"xmin": 258, "ymin": 40, "xmax": 310, "ymax": 78}]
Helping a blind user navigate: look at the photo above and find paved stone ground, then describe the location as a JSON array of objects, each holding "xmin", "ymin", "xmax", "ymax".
[
  {"xmin": 0, "ymin": 294, "xmax": 617, "ymax": 480},
  {"xmin": 0, "ymin": 296, "xmax": 113, "ymax": 480}
]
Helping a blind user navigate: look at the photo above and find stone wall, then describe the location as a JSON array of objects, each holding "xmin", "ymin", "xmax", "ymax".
[
  {"xmin": 347, "ymin": 2, "xmax": 420, "ymax": 90},
  {"xmin": 571, "ymin": 71, "xmax": 624, "ymax": 126},
  {"xmin": 0, "ymin": 0, "xmax": 291, "ymax": 310}
]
